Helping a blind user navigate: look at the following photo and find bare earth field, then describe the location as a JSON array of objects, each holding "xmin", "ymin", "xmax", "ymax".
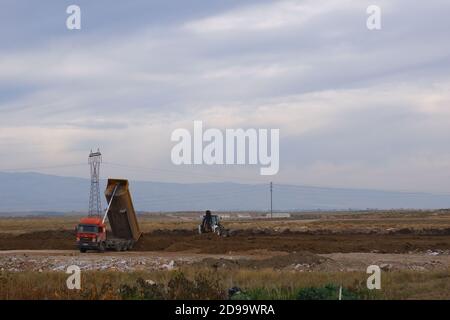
[{"xmin": 1, "ymin": 210, "xmax": 450, "ymax": 299}]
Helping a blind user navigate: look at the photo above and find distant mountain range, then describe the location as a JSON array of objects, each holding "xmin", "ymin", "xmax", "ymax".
[{"xmin": 0, "ymin": 171, "xmax": 449, "ymax": 214}]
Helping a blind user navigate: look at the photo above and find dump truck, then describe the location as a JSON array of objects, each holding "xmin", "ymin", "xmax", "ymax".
[
  {"xmin": 76, "ymin": 179, "xmax": 142, "ymax": 252},
  {"xmin": 198, "ymin": 210, "xmax": 228, "ymax": 236}
]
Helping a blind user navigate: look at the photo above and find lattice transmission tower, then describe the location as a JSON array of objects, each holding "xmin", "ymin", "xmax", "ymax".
[{"xmin": 88, "ymin": 149, "xmax": 102, "ymax": 217}]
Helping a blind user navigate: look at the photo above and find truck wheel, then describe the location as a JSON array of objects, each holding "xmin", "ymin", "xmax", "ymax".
[
  {"xmin": 79, "ymin": 248, "xmax": 87, "ymax": 253},
  {"xmin": 98, "ymin": 242, "xmax": 105, "ymax": 253}
]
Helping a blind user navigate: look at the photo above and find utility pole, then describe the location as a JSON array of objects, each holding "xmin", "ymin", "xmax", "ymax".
[{"xmin": 270, "ymin": 182, "xmax": 273, "ymax": 219}]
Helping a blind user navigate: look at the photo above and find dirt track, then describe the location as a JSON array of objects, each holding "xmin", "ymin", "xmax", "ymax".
[
  {"xmin": 0, "ymin": 250, "xmax": 269, "ymax": 272},
  {"xmin": 1, "ymin": 229, "xmax": 450, "ymax": 254},
  {"xmin": 1, "ymin": 250, "xmax": 449, "ymax": 273}
]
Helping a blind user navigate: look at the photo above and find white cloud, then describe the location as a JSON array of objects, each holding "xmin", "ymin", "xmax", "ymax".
[
  {"xmin": 184, "ymin": 0, "xmax": 351, "ymax": 33},
  {"xmin": 1, "ymin": 0, "xmax": 450, "ymax": 192}
]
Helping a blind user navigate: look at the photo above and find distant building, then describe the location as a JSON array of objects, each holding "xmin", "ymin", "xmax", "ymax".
[{"xmin": 266, "ymin": 213, "xmax": 291, "ymax": 218}]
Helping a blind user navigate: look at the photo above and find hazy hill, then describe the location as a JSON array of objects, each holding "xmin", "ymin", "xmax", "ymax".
[{"xmin": 0, "ymin": 172, "xmax": 449, "ymax": 214}]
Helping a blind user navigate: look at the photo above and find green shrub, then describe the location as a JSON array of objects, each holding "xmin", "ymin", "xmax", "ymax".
[
  {"xmin": 296, "ymin": 284, "xmax": 359, "ymax": 300},
  {"xmin": 229, "ymin": 291, "xmax": 252, "ymax": 300}
]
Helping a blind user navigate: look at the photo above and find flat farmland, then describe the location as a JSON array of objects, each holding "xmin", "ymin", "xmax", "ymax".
[{"xmin": 1, "ymin": 210, "xmax": 449, "ymax": 299}]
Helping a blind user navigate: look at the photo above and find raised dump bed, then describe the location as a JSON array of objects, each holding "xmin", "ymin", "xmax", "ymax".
[
  {"xmin": 105, "ymin": 178, "xmax": 142, "ymax": 242},
  {"xmin": 76, "ymin": 178, "xmax": 142, "ymax": 252}
]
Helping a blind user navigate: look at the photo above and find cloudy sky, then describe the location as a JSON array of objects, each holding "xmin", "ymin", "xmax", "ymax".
[{"xmin": 1, "ymin": 0, "xmax": 450, "ymax": 192}]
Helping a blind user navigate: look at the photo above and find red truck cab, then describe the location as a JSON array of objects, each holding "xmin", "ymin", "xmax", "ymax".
[{"xmin": 76, "ymin": 217, "xmax": 107, "ymax": 252}]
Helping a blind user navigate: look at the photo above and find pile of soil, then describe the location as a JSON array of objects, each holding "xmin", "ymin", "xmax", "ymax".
[
  {"xmin": 0, "ymin": 230, "xmax": 75, "ymax": 250},
  {"xmin": 1, "ymin": 229, "xmax": 450, "ymax": 254},
  {"xmin": 133, "ymin": 231, "xmax": 450, "ymax": 254}
]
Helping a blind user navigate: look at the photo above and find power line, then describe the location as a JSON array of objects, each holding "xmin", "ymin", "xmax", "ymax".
[
  {"xmin": 274, "ymin": 183, "xmax": 450, "ymax": 197},
  {"xmin": 2, "ymin": 161, "xmax": 450, "ymax": 197},
  {"xmin": 133, "ymin": 187, "xmax": 265, "ymax": 205},
  {"xmin": 132, "ymin": 190, "xmax": 267, "ymax": 211},
  {"xmin": 103, "ymin": 161, "xmax": 270, "ymax": 185},
  {"xmin": 0, "ymin": 163, "xmax": 86, "ymax": 172}
]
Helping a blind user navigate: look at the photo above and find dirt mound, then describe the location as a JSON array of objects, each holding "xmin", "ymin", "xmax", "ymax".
[
  {"xmin": 0, "ymin": 230, "xmax": 75, "ymax": 250},
  {"xmin": 120, "ymin": 231, "xmax": 450, "ymax": 254},
  {"xmin": 16, "ymin": 230, "xmax": 74, "ymax": 240},
  {"xmin": 2, "ymin": 229, "xmax": 450, "ymax": 254},
  {"xmin": 197, "ymin": 252, "xmax": 329, "ymax": 270}
]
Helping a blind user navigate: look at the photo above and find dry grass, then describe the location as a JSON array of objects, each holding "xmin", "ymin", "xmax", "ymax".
[
  {"xmin": 1, "ymin": 210, "xmax": 450, "ymax": 234},
  {"xmin": 1, "ymin": 268, "xmax": 450, "ymax": 300},
  {"xmin": 1, "ymin": 210, "xmax": 448, "ymax": 300},
  {"xmin": 0, "ymin": 217, "xmax": 81, "ymax": 235}
]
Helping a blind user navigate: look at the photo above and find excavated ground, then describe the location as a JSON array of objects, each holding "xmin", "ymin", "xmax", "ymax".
[{"xmin": 1, "ymin": 228, "xmax": 450, "ymax": 254}]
